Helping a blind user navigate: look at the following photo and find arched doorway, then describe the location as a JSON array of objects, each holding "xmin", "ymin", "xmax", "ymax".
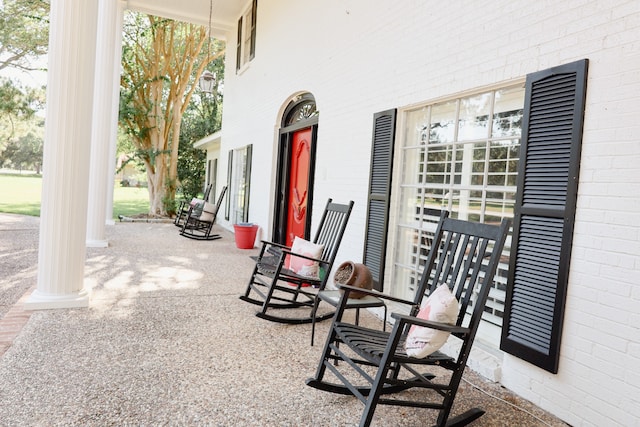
[{"xmin": 273, "ymin": 93, "xmax": 318, "ymax": 246}]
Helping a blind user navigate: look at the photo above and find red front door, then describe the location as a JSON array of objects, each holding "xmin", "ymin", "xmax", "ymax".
[{"xmin": 285, "ymin": 127, "xmax": 312, "ymax": 246}]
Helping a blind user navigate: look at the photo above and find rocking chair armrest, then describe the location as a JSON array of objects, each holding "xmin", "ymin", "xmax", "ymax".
[
  {"xmin": 336, "ymin": 284, "xmax": 415, "ymax": 306},
  {"xmin": 391, "ymin": 313, "xmax": 470, "ymax": 335},
  {"xmin": 258, "ymin": 240, "xmax": 291, "ymax": 251}
]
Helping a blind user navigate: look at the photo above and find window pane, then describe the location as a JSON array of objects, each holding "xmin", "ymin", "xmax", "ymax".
[
  {"xmin": 243, "ymin": 9, "xmax": 252, "ymax": 64},
  {"xmin": 231, "ymin": 146, "xmax": 249, "ymax": 224},
  {"xmin": 394, "ymin": 226, "xmax": 419, "ymax": 269},
  {"xmin": 422, "ymin": 187, "xmax": 449, "ymax": 210},
  {"xmin": 488, "ymin": 139, "xmax": 520, "ymax": 187},
  {"xmin": 405, "ymin": 107, "xmax": 430, "ymax": 146},
  {"xmin": 429, "ymin": 101, "xmax": 456, "ymax": 144},
  {"xmin": 471, "ymin": 142, "xmax": 488, "ymax": 186},
  {"xmin": 424, "ymin": 144, "xmax": 453, "ymax": 185},
  {"xmin": 458, "ymin": 93, "xmax": 491, "ymax": 141},
  {"xmin": 485, "ymin": 191, "xmax": 516, "ymax": 223},
  {"xmin": 390, "ymin": 263, "xmax": 419, "ymax": 301},
  {"xmin": 397, "ymin": 186, "xmax": 418, "ymax": 226},
  {"xmin": 395, "ymin": 85, "xmax": 524, "ymax": 339},
  {"xmin": 493, "ymin": 87, "xmax": 524, "ymax": 137},
  {"xmin": 401, "ymin": 146, "xmax": 425, "ymax": 185},
  {"xmin": 456, "ymin": 189, "xmax": 484, "ymax": 222}
]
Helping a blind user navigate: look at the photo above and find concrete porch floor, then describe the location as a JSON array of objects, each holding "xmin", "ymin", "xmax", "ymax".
[{"xmin": 0, "ymin": 213, "xmax": 568, "ymax": 426}]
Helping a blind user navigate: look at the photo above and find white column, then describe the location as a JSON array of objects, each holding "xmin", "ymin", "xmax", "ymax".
[
  {"xmin": 86, "ymin": 0, "xmax": 125, "ymax": 246},
  {"xmin": 26, "ymin": 0, "xmax": 99, "ymax": 309}
]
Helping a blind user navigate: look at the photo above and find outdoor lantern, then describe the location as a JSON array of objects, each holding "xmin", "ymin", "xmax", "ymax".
[{"xmin": 199, "ymin": 70, "xmax": 216, "ymax": 94}]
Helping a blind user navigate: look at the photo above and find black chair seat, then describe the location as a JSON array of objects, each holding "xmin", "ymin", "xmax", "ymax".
[{"xmin": 335, "ymin": 322, "xmax": 454, "ymax": 365}]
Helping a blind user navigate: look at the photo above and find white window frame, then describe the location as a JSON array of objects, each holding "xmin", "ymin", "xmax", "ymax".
[
  {"xmin": 236, "ymin": 0, "xmax": 256, "ymax": 73},
  {"xmin": 228, "ymin": 145, "xmax": 252, "ymax": 224},
  {"xmin": 387, "ymin": 83, "xmax": 525, "ymax": 347}
]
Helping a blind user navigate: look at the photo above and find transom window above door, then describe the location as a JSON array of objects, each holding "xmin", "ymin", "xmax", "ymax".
[{"xmin": 283, "ymin": 95, "xmax": 318, "ymax": 126}]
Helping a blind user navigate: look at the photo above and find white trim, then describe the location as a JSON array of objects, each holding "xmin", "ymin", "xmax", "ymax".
[
  {"xmin": 194, "ymin": 131, "xmax": 222, "ymax": 150},
  {"xmin": 25, "ymin": 287, "xmax": 91, "ymax": 310}
]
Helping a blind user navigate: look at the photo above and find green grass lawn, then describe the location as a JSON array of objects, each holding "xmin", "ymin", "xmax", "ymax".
[{"xmin": 0, "ymin": 173, "xmax": 150, "ymax": 219}]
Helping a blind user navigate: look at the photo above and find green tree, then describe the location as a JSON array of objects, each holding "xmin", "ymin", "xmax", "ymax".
[
  {"xmin": 119, "ymin": 12, "xmax": 224, "ymax": 216},
  {"xmin": 0, "ymin": 0, "xmax": 49, "ymax": 72},
  {"xmin": 176, "ymin": 52, "xmax": 224, "ymax": 201},
  {"xmin": 0, "ymin": 78, "xmax": 45, "ymax": 159},
  {"xmin": 12, "ymin": 130, "xmax": 43, "ymax": 172}
]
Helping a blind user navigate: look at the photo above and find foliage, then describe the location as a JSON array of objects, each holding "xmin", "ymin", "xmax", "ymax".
[
  {"xmin": 176, "ymin": 147, "xmax": 205, "ymax": 202},
  {"xmin": 118, "ymin": 11, "xmax": 225, "ymax": 216},
  {"xmin": 0, "ymin": 0, "xmax": 48, "ymax": 170},
  {"xmin": 0, "ymin": 77, "xmax": 44, "ymax": 139},
  {"xmin": 0, "ymin": 128, "xmax": 44, "ymax": 172},
  {"xmin": 0, "ymin": 77, "xmax": 45, "ymax": 168},
  {"xmin": 176, "ymin": 51, "xmax": 224, "ymax": 201},
  {"xmin": 0, "ymin": 0, "xmax": 49, "ymax": 72}
]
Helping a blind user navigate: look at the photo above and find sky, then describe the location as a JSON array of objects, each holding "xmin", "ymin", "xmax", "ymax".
[{"xmin": 0, "ymin": 56, "xmax": 48, "ymax": 88}]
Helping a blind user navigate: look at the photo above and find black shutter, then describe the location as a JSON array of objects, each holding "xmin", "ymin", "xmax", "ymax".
[
  {"xmin": 363, "ymin": 109, "xmax": 397, "ymax": 292},
  {"xmin": 501, "ymin": 59, "xmax": 588, "ymax": 373}
]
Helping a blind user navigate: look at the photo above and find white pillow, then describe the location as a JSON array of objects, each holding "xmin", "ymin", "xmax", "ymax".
[
  {"xmin": 198, "ymin": 202, "xmax": 216, "ymax": 222},
  {"xmin": 287, "ymin": 236, "xmax": 324, "ymax": 279},
  {"xmin": 405, "ymin": 284, "xmax": 459, "ymax": 358}
]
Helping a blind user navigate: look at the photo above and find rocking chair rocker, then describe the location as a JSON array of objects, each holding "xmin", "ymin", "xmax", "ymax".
[
  {"xmin": 306, "ymin": 216, "xmax": 510, "ymax": 427},
  {"xmin": 240, "ymin": 199, "xmax": 354, "ymax": 324}
]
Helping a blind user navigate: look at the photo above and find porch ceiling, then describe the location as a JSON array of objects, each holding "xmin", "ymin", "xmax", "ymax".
[{"xmin": 126, "ymin": 0, "xmax": 242, "ymax": 38}]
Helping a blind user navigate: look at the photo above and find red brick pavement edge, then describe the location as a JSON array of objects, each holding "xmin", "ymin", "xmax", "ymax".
[{"xmin": 0, "ymin": 287, "xmax": 35, "ymax": 357}]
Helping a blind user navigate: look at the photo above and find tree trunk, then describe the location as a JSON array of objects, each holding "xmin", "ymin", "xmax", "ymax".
[{"xmin": 119, "ymin": 16, "xmax": 216, "ymax": 217}]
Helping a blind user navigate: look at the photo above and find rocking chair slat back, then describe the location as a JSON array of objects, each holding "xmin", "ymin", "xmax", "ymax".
[{"xmin": 314, "ymin": 201, "xmax": 352, "ymax": 261}]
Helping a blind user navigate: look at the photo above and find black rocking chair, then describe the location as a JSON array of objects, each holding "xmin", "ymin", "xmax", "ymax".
[
  {"xmin": 309, "ymin": 208, "xmax": 449, "ymax": 346},
  {"xmin": 240, "ymin": 199, "xmax": 354, "ymax": 324},
  {"xmin": 174, "ymin": 184, "xmax": 213, "ymax": 228},
  {"xmin": 306, "ymin": 217, "xmax": 510, "ymax": 427},
  {"xmin": 180, "ymin": 186, "xmax": 227, "ymax": 241}
]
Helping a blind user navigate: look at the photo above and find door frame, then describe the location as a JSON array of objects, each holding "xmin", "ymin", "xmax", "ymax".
[{"xmin": 273, "ymin": 116, "xmax": 318, "ymax": 245}]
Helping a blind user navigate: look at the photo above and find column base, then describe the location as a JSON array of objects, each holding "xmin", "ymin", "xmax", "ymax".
[
  {"xmin": 106, "ymin": 219, "xmax": 116, "ymax": 226},
  {"xmin": 86, "ymin": 239, "xmax": 109, "ymax": 248},
  {"xmin": 24, "ymin": 287, "xmax": 91, "ymax": 310}
]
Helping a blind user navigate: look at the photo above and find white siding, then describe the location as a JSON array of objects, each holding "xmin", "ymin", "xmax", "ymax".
[{"xmin": 219, "ymin": 2, "xmax": 640, "ymax": 425}]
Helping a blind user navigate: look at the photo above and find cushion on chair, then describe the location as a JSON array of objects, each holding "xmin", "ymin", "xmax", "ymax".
[
  {"xmin": 287, "ymin": 236, "xmax": 324, "ymax": 279},
  {"xmin": 198, "ymin": 202, "xmax": 216, "ymax": 222},
  {"xmin": 191, "ymin": 200, "xmax": 205, "ymax": 218},
  {"xmin": 405, "ymin": 284, "xmax": 459, "ymax": 358}
]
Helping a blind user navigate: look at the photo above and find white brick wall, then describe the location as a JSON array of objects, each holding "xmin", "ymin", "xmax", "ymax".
[{"xmin": 220, "ymin": 1, "xmax": 640, "ymax": 425}]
